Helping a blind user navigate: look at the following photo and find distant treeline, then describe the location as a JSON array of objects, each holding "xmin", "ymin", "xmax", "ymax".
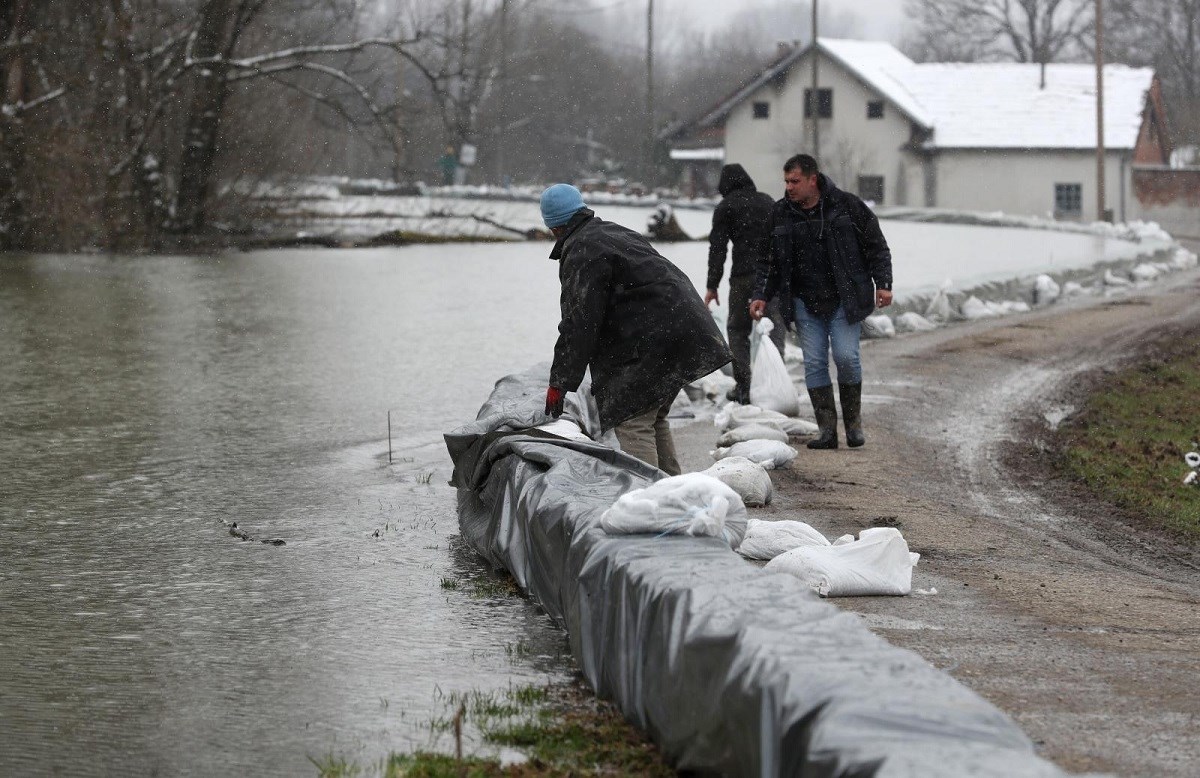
[{"xmin": 0, "ymin": 0, "xmax": 1194, "ymax": 252}]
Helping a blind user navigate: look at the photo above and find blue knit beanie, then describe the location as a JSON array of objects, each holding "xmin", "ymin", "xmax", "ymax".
[{"xmin": 540, "ymin": 184, "xmax": 587, "ymax": 228}]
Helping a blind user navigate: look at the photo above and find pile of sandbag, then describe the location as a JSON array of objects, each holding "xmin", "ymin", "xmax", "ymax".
[{"xmin": 739, "ymin": 519, "xmax": 919, "ymax": 597}]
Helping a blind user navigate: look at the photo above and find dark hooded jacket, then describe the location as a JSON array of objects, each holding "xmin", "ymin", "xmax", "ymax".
[
  {"xmin": 549, "ymin": 208, "xmax": 732, "ymax": 431},
  {"xmin": 707, "ymin": 164, "xmax": 775, "ymax": 289},
  {"xmin": 752, "ymin": 174, "xmax": 892, "ymax": 326}
]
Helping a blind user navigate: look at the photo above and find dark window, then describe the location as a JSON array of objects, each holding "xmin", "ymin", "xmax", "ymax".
[
  {"xmin": 857, "ymin": 175, "xmax": 885, "ymax": 205},
  {"xmin": 1054, "ymin": 183, "xmax": 1082, "ymax": 218},
  {"xmin": 752, "ymin": 101, "xmax": 770, "ymax": 119},
  {"xmin": 803, "ymin": 88, "xmax": 833, "ymax": 118},
  {"xmin": 867, "ymin": 100, "xmax": 884, "ymax": 119}
]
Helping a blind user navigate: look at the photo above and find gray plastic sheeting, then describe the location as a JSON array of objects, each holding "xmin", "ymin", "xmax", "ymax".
[{"xmin": 445, "ymin": 368, "xmax": 1067, "ymax": 777}]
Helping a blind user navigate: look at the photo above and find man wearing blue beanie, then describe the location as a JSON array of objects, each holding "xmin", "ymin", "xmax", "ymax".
[{"xmin": 540, "ymin": 184, "xmax": 732, "ymax": 475}]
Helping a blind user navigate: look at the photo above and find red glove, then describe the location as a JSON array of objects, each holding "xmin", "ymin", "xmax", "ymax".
[{"xmin": 545, "ymin": 386, "xmax": 565, "ymax": 418}]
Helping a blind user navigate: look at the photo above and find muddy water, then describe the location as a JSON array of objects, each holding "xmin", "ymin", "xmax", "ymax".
[
  {"xmin": 0, "ymin": 248, "xmax": 569, "ymax": 777},
  {"xmin": 0, "ymin": 225, "xmax": 1164, "ymax": 776}
]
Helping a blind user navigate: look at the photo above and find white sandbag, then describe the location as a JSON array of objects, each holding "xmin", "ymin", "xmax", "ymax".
[
  {"xmin": 1061, "ymin": 280, "xmax": 1086, "ymax": 298},
  {"xmin": 736, "ymin": 518, "xmax": 829, "ymax": 560},
  {"xmin": 712, "ymin": 439, "xmax": 797, "ymax": 470},
  {"xmin": 1131, "ymin": 263, "xmax": 1161, "ymax": 282},
  {"xmin": 861, "ymin": 314, "xmax": 895, "ymax": 339},
  {"xmin": 1104, "ymin": 269, "xmax": 1133, "ymax": 287},
  {"xmin": 716, "ymin": 423, "xmax": 789, "ymax": 447},
  {"xmin": 716, "ymin": 403, "xmax": 818, "ymax": 436},
  {"xmin": 1032, "ymin": 274, "xmax": 1060, "ymax": 305},
  {"xmin": 749, "ymin": 319, "xmax": 801, "ymax": 416},
  {"xmin": 960, "ymin": 295, "xmax": 993, "ymax": 320},
  {"xmin": 1171, "ymin": 248, "xmax": 1198, "ymax": 270},
  {"xmin": 923, "ymin": 279, "xmax": 954, "ymax": 321},
  {"xmin": 703, "ymin": 456, "xmax": 773, "ymax": 508},
  {"xmin": 764, "ymin": 526, "xmax": 919, "ymax": 597},
  {"xmin": 535, "ymin": 418, "xmax": 592, "ymax": 442},
  {"xmin": 894, "ymin": 311, "xmax": 937, "ymax": 333},
  {"xmin": 599, "ymin": 473, "xmax": 747, "ymax": 548}
]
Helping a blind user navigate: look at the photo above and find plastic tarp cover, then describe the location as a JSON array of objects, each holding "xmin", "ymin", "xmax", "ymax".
[{"xmin": 444, "ymin": 366, "xmax": 1066, "ymax": 777}]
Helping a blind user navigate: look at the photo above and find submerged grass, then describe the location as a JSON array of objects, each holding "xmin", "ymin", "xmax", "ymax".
[
  {"xmin": 1054, "ymin": 332, "xmax": 1200, "ymax": 540},
  {"xmin": 311, "ymin": 679, "xmax": 672, "ymax": 777}
]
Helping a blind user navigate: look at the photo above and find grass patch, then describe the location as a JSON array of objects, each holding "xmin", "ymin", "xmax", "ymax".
[
  {"xmin": 1055, "ymin": 333, "xmax": 1200, "ymax": 540},
  {"xmin": 311, "ymin": 680, "xmax": 672, "ymax": 777}
]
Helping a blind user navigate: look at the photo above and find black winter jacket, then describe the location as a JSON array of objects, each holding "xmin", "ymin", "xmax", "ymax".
[
  {"xmin": 752, "ymin": 174, "xmax": 893, "ymax": 326},
  {"xmin": 707, "ymin": 164, "xmax": 775, "ymax": 289},
  {"xmin": 549, "ymin": 209, "xmax": 732, "ymax": 431}
]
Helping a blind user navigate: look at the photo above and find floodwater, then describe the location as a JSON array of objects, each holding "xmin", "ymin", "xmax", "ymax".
[{"xmin": 0, "ymin": 222, "xmax": 1168, "ymax": 776}]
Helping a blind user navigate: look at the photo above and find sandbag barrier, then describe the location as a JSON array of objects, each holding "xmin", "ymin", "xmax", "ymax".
[{"xmin": 444, "ymin": 369, "xmax": 1066, "ymax": 777}]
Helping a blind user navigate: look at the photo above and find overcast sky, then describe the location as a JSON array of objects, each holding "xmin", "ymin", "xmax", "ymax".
[{"xmin": 682, "ymin": 0, "xmax": 909, "ymax": 42}]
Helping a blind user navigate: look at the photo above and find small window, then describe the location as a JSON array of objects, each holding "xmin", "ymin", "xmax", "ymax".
[
  {"xmin": 1054, "ymin": 183, "xmax": 1082, "ymax": 219},
  {"xmin": 858, "ymin": 175, "xmax": 885, "ymax": 205},
  {"xmin": 867, "ymin": 100, "xmax": 884, "ymax": 119},
  {"xmin": 803, "ymin": 88, "xmax": 833, "ymax": 119},
  {"xmin": 752, "ymin": 101, "xmax": 770, "ymax": 119}
]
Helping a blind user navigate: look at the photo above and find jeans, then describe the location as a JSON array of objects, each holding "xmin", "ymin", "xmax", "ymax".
[{"xmin": 793, "ymin": 298, "xmax": 861, "ymax": 388}]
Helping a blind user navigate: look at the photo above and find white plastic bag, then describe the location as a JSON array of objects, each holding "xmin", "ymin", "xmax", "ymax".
[
  {"xmin": 716, "ymin": 423, "xmax": 789, "ymax": 447},
  {"xmin": 702, "ymin": 456, "xmax": 773, "ymax": 507},
  {"xmin": 861, "ymin": 314, "xmax": 895, "ymax": 339},
  {"xmin": 894, "ymin": 311, "xmax": 937, "ymax": 333},
  {"xmin": 737, "ymin": 518, "xmax": 830, "ymax": 560},
  {"xmin": 599, "ymin": 473, "xmax": 747, "ymax": 548},
  {"xmin": 749, "ymin": 319, "xmax": 800, "ymax": 416},
  {"xmin": 764, "ymin": 526, "xmax": 919, "ymax": 597},
  {"xmin": 712, "ymin": 439, "xmax": 797, "ymax": 470}
]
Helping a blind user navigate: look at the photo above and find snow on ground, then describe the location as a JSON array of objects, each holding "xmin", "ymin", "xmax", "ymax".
[{"xmin": 254, "ymin": 185, "xmax": 1189, "ymax": 334}]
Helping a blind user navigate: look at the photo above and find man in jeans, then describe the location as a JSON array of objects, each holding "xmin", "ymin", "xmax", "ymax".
[
  {"xmin": 540, "ymin": 184, "xmax": 732, "ymax": 474},
  {"xmin": 749, "ymin": 154, "xmax": 893, "ymax": 449},
  {"xmin": 704, "ymin": 163, "xmax": 786, "ymax": 405}
]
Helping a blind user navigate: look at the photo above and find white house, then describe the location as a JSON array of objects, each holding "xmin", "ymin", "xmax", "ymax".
[{"xmin": 663, "ymin": 39, "xmax": 1169, "ymax": 223}]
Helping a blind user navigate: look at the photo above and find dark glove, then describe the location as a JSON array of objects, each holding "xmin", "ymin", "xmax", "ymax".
[{"xmin": 545, "ymin": 386, "xmax": 565, "ymax": 418}]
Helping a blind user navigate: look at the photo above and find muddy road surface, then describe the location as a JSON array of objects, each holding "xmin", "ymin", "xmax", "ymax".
[{"xmin": 676, "ymin": 266, "xmax": 1200, "ymax": 777}]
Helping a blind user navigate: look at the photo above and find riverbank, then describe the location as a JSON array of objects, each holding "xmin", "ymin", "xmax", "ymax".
[{"xmin": 667, "ymin": 265, "xmax": 1200, "ymax": 775}]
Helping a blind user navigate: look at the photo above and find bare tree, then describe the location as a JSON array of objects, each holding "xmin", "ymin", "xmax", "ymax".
[{"xmin": 903, "ymin": 0, "xmax": 1093, "ymax": 64}]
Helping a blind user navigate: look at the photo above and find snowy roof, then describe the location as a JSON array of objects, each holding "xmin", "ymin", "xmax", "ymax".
[
  {"xmin": 669, "ymin": 148, "xmax": 724, "ymax": 161},
  {"xmin": 677, "ymin": 38, "xmax": 1155, "ymax": 151}
]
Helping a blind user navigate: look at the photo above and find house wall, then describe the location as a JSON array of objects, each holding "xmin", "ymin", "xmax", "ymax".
[
  {"xmin": 931, "ymin": 150, "xmax": 1136, "ymax": 222},
  {"xmin": 723, "ymin": 51, "xmax": 918, "ymax": 203},
  {"xmin": 1133, "ymin": 167, "xmax": 1200, "ymax": 239}
]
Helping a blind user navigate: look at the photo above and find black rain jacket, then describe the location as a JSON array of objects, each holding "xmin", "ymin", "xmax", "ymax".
[
  {"xmin": 549, "ymin": 209, "xmax": 732, "ymax": 431},
  {"xmin": 707, "ymin": 164, "xmax": 775, "ymax": 289},
  {"xmin": 752, "ymin": 174, "xmax": 893, "ymax": 326}
]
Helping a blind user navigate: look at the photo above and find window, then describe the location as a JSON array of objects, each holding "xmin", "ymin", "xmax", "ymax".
[
  {"xmin": 867, "ymin": 100, "xmax": 885, "ymax": 119},
  {"xmin": 858, "ymin": 175, "xmax": 885, "ymax": 205},
  {"xmin": 1054, "ymin": 183, "xmax": 1082, "ymax": 218},
  {"xmin": 803, "ymin": 88, "xmax": 833, "ymax": 119},
  {"xmin": 752, "ymin": 101, "xmax": 770, "ymax": 119}
]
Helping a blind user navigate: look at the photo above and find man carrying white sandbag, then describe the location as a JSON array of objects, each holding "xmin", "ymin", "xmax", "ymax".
[
  {"xmin": 540, "ymin": 184, "xmax": 733, "ymax": 475},
  {"xmin": 749, "ymin": 154, "xmax": 894, "ymax": 450}
]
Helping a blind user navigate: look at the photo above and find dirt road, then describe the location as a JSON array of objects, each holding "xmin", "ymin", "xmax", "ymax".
[{"xmin": 675, "ymin": 266, "xmax": 1200, "ymax": 776}]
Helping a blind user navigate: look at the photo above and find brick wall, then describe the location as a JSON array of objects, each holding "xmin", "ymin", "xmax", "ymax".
[{"xmin": 1134, "ymin": 167, "xmax": 1200, "ymax": 239}]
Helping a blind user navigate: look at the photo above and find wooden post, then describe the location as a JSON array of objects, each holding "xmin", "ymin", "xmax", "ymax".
[{"xmin": 1095, "ymin": 0, "xmax": 1107, "ymax": 221}]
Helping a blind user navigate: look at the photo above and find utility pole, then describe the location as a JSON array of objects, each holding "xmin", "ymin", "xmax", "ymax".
[
  {"xmin": 811, "ymin": 0, "xmax": 820, "ymax": 161},
  {"xmin": 496, "ymin": 0, "xmax": 509, "ymax": 186},
  {"xmin": 646, "ymin": 0, "xmax": 655, "ymax": 183},
  {"xmin": 1095, "ymin": 0, "xmax": 1107, "ymax": 221}
]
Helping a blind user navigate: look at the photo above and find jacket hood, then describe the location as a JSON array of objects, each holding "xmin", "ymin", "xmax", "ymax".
[{"xmin": 718, "ymin": 164, "xmax": 756, "ymax": 196}]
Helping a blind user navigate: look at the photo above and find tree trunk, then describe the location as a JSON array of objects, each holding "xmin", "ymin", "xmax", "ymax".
[
  {"xmin": 0, "ymin": 0, "xmax": 30, "ymax": 249},
  {"xmin": 172, "ymin": 0, "xmax": 236, "ymax": 235}
]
